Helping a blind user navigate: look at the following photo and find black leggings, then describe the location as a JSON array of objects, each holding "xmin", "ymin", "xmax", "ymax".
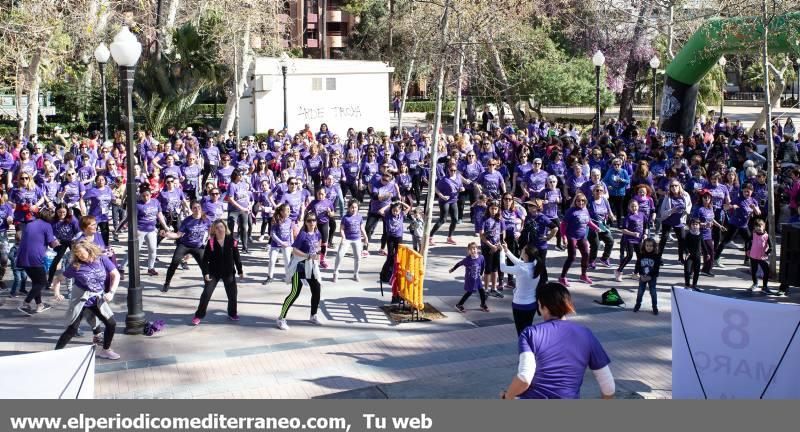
[
  {"xmin": 512, "ymin": 307, "xmax": 537, "ymax": 336},
  {"xmin": 165, "ymin": 244, "xmax": 205, "ymax": 286},
  {"xmin": 98, "ymin": 221, "xmax": 110, "ymax": 246},
  {"xmin": 457, "ymin": 189, "xmax": 475, "ymax": 222},
  {"xmin": 260, "ymin": 216, "xmax": 272, "ymax": 236},
  {"xmin": 658, "ymin": 224, "xmax": 685, "ymax": 260},
  {"xmin": 457, "ymin": 289, "xmax": 487, "ymax": 308},
  {"xmin": 702, "ymin": 239, "xmax": 714, "ymax": 273},
  {"xmin": 381, "ymin": 235, "xmax": 402, "ymax": 281},
  {"xmin": 56, "ymin": 305, "xmax": 115, "ymax": 350},
  {"xmin": 227, "ymin": 212, "xmax": 250, "ymax": 251},
  {"xmin": 48, "ymin": 242, "xmax": 71, "ymax": 284},
  {"xmin": 22, "ymin": 266, "xmax": 48, "ymax": 305},
  {"xmin": 280, "ymin": 266, "xmax": 321, "ymax": 319},
  {"xmin": 364, "ymin": 212, "xmax": 383, "ymax": 250},
  {"xmin": 609, "ymin": 195, "xmax": 625, "ymax": 227},
  {"xmin": 500, "ymin": 233, "xmax": 518, "ymax": 286},
  {"xmin": 589, "ymin": 230, "xmax": 614, "ymax": 261},
  {"xmin": 617, "ymin": 241, "xmax": 640, "ymax": 272},
  {"xmin": 715, "ymin": 223, "xmax": 752, "ymax": 261},
  {"xmin": 750, "ymin": 258, "xmax": 770, "ymax": 289},
  {"xmin": 194, "ymin": 274, "xmax": 238, "ymax": 319},
  {"xmin": 684, "ymin": 254, "xmax": 701, "ymax": 288},
  {"xmin": 561, "ymin": 238, "xmax": 589, "ymax": 278},
  {"xmin": 431, "ymin": 201, "xmax": 458, "ymax": 238}
]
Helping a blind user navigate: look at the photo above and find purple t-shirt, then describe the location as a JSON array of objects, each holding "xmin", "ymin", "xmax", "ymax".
[
  {"xmin": 83, "ymin": 186, "xmax": 114, "ymax": 222},
  {"xmin": 158, "ymin": 188, "xmax": 185, "ymax": 215},
  {"xmin": 728, "ymin": 196, "xmax": 757, "ymax": 228},
  {"xmin": 270, "ymin": 218, "xmax": 294, "ymax": 247},
  {"xmin": 179, "ymin": 216, "xmax": 212, "ymax": 248},
  {"xmin": 15, "ymin": 219, "xmax": 56, "ymax": 267},
  {"xmin": 292, "ymin": 229, "xmax": 321, "ymax": 254},
  {"xmin": 621, "ymin": 213, "xmax": 644, "ymax": 244},
  {"xmin": 52, "ymin": 218, "xmax": 81, "ymax": 243},
  {"xmin": 539, "ymin": 189, "xmax": 561, "ymax": 219},
  {"xmin": 137, "ymin": 199, "xmax": 162, "ymax": 232},
  {"xmin": 281, "ymin": 190, "xmax": 308, "ymax": 222},
  {"xmin": 12, "ymin": 186, "xmax": 43, "ymax": 222},
  {"xmin": 662, "ymin": 195, "xmax": 687, "ymax": 227},
  {"xmin": 588, "ymin": 198, "xmax": 612, "ymax": 226},
  {"xmin": 564, "ymin": 207, "xmax": 591, "ymax": 239},
  {"xmin": 340, "ymin": 213, "xmax": 363, "ymax": 241},
  {"xmin": 308, "ymin": 199, "xmax": 334, "ymax": 225},
  {"xmin": 64, "ymin": 255, "xmax": 116, "ymax": 307},
  {"xmin": 525, "ymin": 170, "xmax": 549, "ymax": 194},
  {"xmin": 227, "ymin": 181, "xmax": 253, "ymax": 210},
  {"xmin": 201, "ymin": 198, "xmax": 225, "ymax": 221},
  {"xmin": 384, "ymin": 212, "xmax": 405, "ymax": 238},
  {"xmin": 477, "ymin": 171, "xmax": 503, "ymax": 197},
  {"xmin": 518, "ymin": 320, "xmax": 610, "ymax": 399},
  {"xmin": 692, "ymin": 206, "xmax": 715, "ymax": 240},
  {"xmin": 60, "ymin": 181, "xmax": 85, "ymax": 206},
  {"xmin": 0, "ymin": 203, "xmax": 12, "ymax": 232},
  {"xmin": 436, "ymin": 176, "xmax": 461, "ymax": 204},
  {"xmin": 369, "ymin": 181, "xmax": 397, "ymax": 213},
  {"xmin": 481, "ymin": 217, "xmax": 505, "ymax": 245},
  {"xmin": 454, "ymin": 255, "xmax": 485, "ymax": 293}
]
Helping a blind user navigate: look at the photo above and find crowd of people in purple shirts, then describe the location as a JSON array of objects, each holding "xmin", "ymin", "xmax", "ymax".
[{"xmin": 1, "ymin": 111, "xmax": 799, "ymax": 362}]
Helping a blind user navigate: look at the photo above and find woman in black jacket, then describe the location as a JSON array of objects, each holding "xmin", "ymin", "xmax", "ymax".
[{"xmin": 191, "ymin": 219, "xmax": 244, "ymax": 325}]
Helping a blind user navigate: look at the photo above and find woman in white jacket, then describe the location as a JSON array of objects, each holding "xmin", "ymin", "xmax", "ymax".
[
  {"xmin": 500, "ymin": 242, "xmax": 547, "ymax": 335},
  {"xmin": 657, "ymin": 180, "xmax": 692, "ymax": 262}
]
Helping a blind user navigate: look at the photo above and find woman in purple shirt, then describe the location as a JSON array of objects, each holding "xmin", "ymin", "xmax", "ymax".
[
  {"xmin": 47, "ymin": 204, "xmax": 81, "ymax": 286},
  {"xmin": 476, "ymin": 158, "xmax": 505, "ymax": 200},
  {"xmin": 307, "ymin": 188, "xmax": 336, "ymax": 268},
  {"xmin": 53, "ymin": 240, "xmax": 121, "ymax": 360},
  {"xmin": 715, "ymin": 182, "xmax": 760, "ymax": 266},
  {"xmin": 657, "ymin": 180, "xmax": 691, "ymax": 262},
  {"xmin": 16, "ymin": 208, "xmax": 60, "ymax": 314},
  {"xmin": 559, "ymin": 193, "xmax": 599, "ymax": 287},
  {"xmin": 80, "ymin": 175, "xmax": 114, "ymax": 245},
  {"xmin": 502, "ymin": 282, "xmax": 614, "ymax": 400},
  {"xmin": 587, "ymin": 185, "xmax": 616, "ymax": 269},
  {"xmin": 277, "ymin": 212, "xmax": 323, "ymax": 331},
  {"xmin": 265, "ymin": 204, "xmax": 294, "ymax": 283},
  {"xmin": 125, "ymin": 184, "xmax": 169, "ymax": 276},
  {"xmin": 691, "ymin": 191, "xmax": 724, "ymax": 276},
  {"xmin": 378, "ymin": 200, "xmax": 411, "ymax": 299},
  {"xmin": 226, "ymin": 170, "xmax": 253, "ymax": 254},
  {"xmin": 333, "ymin": 199, "xmax": 368, "ymax": 283},
  {"xmin": 429, "ymin": 164, "xmax": 463, "ymax": 246},
  {"xmin": 481, "ymin": 200, "xmax": 505, "ymax": 298},
  {"xmin": 160, "ymin": 201, "xmax": 213, "ymax": 292},
  {"xmin": 11, "ymin": 173, "xmax": 45, "ymax": 225}
]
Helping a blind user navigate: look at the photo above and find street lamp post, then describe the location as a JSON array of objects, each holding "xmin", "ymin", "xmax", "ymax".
[
  {"xmin": 649, "ymin": 55, "xmax": 660, "ymax": 121},
  {"xmin": 279, "ymin": 52, "xmax": 290, "ymax": 131},
  {"xmin": 592, "ymin": 50, "xmax": 605, "ymax": 137},
  {"xmin": 795, "ymin": 58, "xmax": 800, "ymax": 105},
  {"xmin": 94, "ymin": 43, "xmax": 111, "ymax": 143},
  {"xmin": 110, "ymin": 26, "xmax": 144, "ymax": 335},
  {"xmin": 718, "ymin": 56, "xmax": 727, "ymax": 119}
]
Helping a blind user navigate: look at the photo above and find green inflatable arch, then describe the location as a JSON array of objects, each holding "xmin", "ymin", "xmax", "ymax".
[{"xmin": 659, "ymin": 11, "xmax": 800, "ymax": 139}]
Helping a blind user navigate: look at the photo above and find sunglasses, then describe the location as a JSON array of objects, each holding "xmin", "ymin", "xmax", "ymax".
[
  {"xmin": 305, "ymin": 219, "xmax": 317, "ymax": 223},
  {"xmin": 211, "ymin": 192, "xmax": 220, "ymax": 196},
  {"xmin": 576, "ymin": 199, "xmax": 587, "ymax": 203}
]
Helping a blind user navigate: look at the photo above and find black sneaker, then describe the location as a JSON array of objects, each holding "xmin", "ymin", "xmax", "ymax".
[
  {"xmin": 161, "ymin": 284, "xmax": 170, "ymax": 293},
  {"xmin": 652, "ymin": 308, "xmax": 659, "ymax": 315},
  {"xmin": 455, "ymin": 304, "xmax": 465, "ymax": 313},
  {"xmin": 391, "ymin": 295, "xmax": 401, "ymax": 304},
  {"xmin": 700, "ymin": 271, "xmax": 715, "ymax": 277},
  {"xmin": 19, "ymin": 289, "xmax": 28, "ymax": 295},
  {"xmin": 633, "ymin": 305, "xmax": 640, "ymax": 313},
  {"xmin": 262, "ymin": 276, "xmax": 272, "ymax": 285},
  {"xmin": 179, "ymin": 262, "xmax": 189, "ymax": 270}
]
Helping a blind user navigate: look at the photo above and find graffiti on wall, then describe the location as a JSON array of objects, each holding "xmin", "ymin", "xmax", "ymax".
[{"xmin": 295, "ymin": 105, "xmax": 363, "ymax": 121}]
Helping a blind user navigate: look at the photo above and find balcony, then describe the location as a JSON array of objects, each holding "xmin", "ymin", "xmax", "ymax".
[
  {"xmin": 307, "ymin": 13, "xmax": 318, "ymax": 23},
  {"xmin": 306, "ymin": 38, "xmax": 319, "ymax": 48},
  {"xmin": 325, "ymin": 9, "xmax": 345, "ymax": 22},
  {"xmin": 326, "ymin": 34, "xmax": 345, "ymax": 48}
]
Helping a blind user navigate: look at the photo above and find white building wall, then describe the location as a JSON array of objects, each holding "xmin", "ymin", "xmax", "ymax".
[{"xmin": 247, "ymin": 58, "xmax": 393, "ymax": 137}]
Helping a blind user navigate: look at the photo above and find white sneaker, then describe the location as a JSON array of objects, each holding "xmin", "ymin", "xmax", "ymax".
[
  {"xmin": 309, "ymin": 315, "xmax": 322, "ymax": 325},
  {"xmin": 614, "ymin": 270, "xmax": 622, "ymax": 282},
  {"xmin": 97, "ymin": 348, "xmax": 121, "ymax": 360},
  {"xmin": 748, "ymin": 284, "xmax": 759, "ymax": 292},
  {"xmin": 259, "ymin": 235, "xmax": 266, "ymax": 242},
  {"xmin": 276, "ymin": 318, "xmax": 289, "ymax": 331}
]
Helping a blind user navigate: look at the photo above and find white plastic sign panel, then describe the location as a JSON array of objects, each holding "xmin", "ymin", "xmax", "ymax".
[
  {"xmin": 0, "ymin": 345, "xmax": 95, "ymax": 399},
  {"xmin": 672, "ymin": 288, "xmax": 800, "ymax": 399}
]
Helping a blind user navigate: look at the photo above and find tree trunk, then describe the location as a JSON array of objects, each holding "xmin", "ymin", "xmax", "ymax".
[
  {"xmin": 15, "ymin": 71, "xmax": 26, "ymax": 139},
  {"xmin": 22, "ymin": 46, "xmax": 48, "ymax": 138},
  {"xmin": 220, "ymin": 22, "xmax": 252, "ymax": 135},
  {"xmin": 485, "ymin": 32, "xmax": 525, "ymax": 129},
  {"xmin": 453, "ymin": 46, "xmax": 465, "ymax": 133},
  {"xmin": 397, "ymin": 41, "xmax": 417, "ymax": 130},
  {"xmin": 618, "ymin": 1, "xmax": 652, "ymax": 122},
  {"xmin": 748, "ymin": 71, "xmax": 784, "ymax": 134}
]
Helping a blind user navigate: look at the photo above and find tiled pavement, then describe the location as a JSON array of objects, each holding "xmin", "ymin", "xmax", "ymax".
[{"xmin": 1, "ymin": 215, "xmax": 795, "ymax": 399}]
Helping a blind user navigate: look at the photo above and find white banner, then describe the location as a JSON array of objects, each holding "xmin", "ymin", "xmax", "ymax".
[
  {"xmin": 0, "ymin": 345, "xmax": 95, "ymax": 399},
  {"xmin": 672, "ymin": 288, "xmax": 800, "ymax": 399}
]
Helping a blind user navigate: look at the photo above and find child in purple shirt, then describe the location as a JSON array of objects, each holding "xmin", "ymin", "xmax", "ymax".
[{"xmin": 451, "ymin": 242, "xmax": 488, "ymax": 312}]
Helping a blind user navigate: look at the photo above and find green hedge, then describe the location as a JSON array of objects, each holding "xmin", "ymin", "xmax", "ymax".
[{"xmin": 402, "ymin": 100, "xmax": 457, "ymax": 113}]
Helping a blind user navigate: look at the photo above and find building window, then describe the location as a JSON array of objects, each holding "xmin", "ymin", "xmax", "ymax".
[
  {"xmin": 326, "ymin": 78, "xmax": 336, "ymax": 91},
  {"xmin": 312, "ymin": 78, "xmax": 322, "ymax": 91}
]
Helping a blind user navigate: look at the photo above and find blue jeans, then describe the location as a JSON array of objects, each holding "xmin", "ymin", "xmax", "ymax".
[
  {"xmin": 636, "ymin": 278, "xmax": 657, "ymax": 309},
  {"xmin": 11, "ymin": 269, "xmax": 27, "ymax": 294}
]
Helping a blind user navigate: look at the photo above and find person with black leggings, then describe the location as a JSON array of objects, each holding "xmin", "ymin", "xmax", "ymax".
[
  {"xmin": 53, "ymin": 239, "xmax": 121, "ymax": 360},
  {"xmin": 161, "ymin": 201, "xmax": 212, "ymax": 292},
  {"xmin": 657, "ymin": 180, "xmax": 691, "ymax": 263},
  {"xmin": 429, "ymin": 164, "xmax": 463, "ymax": 246},
  {"xmin": 501, "ymin": 243, "xmax": 546, "ymax": 335},
  {"xmin": 379, "ymin": 200, "xmax": 411, "ymax": 302},
  {"xmin": 715, "ymin": 182, "xmax": 760, "ymax": 267},
  {"xmin": 364, "ymin": 171, "xmax": 398, "ymax": 255},
  {"xmin": 16, "ymin": 208, "xmax": 60, "ymax": 315},
  {"xmin": 587, "ymin": 185, "xmax": 616, "ymax": 268},
  {"xmin": 48, "ymin": 204, "xmax": 80, "ymax": 286},
  {"xmin": 682, "ymin": 219, "xmax": 703, "ymax": 291},
  {"xmin": 307, "ymin": 188, "xmax": 336, "ymax": 269},
  {"xmin": 277, "ymin": 213, "xmax": 323, "ymax": 331},
  {"xmin": 192, "ymin": 220, "xmax": 243, "ymax": 325}
]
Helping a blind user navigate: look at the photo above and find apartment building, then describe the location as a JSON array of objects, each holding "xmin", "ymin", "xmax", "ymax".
[{"xmin": 280, "ymin": 0, "xmax": 358, "ymax": 59}]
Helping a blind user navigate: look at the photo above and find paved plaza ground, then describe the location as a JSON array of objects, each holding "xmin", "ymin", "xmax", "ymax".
[
  {"xmin": 1, "ymin": 108, "xmax": 799, "ymax": 399},
  {"xmin": 0, "ymin": 210, "xmax": 796, "ymax": 399}
]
